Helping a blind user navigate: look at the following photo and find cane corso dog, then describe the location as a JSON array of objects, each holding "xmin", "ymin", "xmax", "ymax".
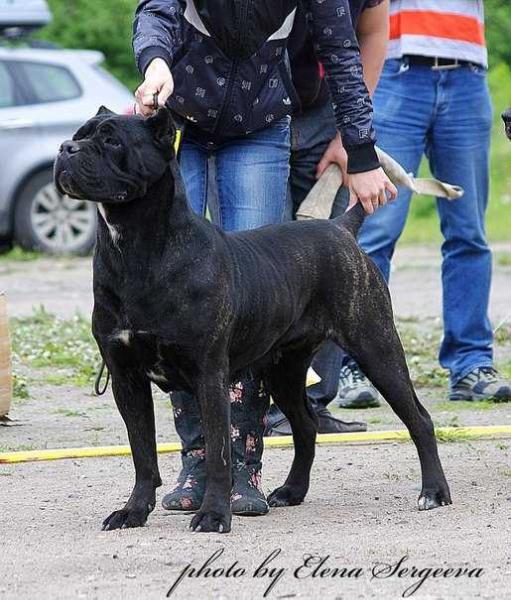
[
  {"xmin": 503, "ymin": 108, "xmax": 511, "ymax": 140},
  {"xmin": 54, "ymin": 107, "xmax": 451, "ymax": 533}
]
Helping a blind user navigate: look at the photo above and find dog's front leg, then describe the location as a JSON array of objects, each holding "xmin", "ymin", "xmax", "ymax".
[
  {"xmin": 190, "ymin": 365, "xmax": 232, "ymax": 533},
  {"xmin": 102, "ymin": 370, "xmax": 162, "ymax": 531}
]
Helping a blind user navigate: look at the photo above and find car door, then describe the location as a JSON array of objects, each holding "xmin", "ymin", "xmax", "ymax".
[{"xmin": 0, "ymin": 60, "xmax": 38, "ymax": 224}]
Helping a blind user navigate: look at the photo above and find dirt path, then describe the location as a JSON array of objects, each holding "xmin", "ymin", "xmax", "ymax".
[
  {"xmin": 1, "ymin": 441, "xmax": 510, "ymax": 599},
  {"xmin": 1, "ymin": 245, "xmax": 511, "ymax": 599}
]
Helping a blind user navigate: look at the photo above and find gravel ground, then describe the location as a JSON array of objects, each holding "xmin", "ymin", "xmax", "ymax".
[
  {"xmin": 1, "ymin": 244, "xmax": 511, "ymax": 599},
  {"xmin": 1, "ymin": 442, "xmax": 510, "ymax": 599}
]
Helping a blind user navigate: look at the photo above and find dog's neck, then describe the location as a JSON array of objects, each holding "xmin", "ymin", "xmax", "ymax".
[{"xmin": 96, "ymin": 161, "xmax": 193, "ymax": 254}]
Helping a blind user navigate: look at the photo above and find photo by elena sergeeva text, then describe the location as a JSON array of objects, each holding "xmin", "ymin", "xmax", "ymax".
[{"xmin": 166, "ymin": 548, "xmax": 485, "ymax": 598}]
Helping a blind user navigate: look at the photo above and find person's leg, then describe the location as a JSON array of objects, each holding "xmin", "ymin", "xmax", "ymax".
[
  {"xmin": 213, "ymin": 118, "xmax": 291, "ymax": 512},
  {"xmin": 338, "ymin": 60, "xmax": 433, "ymax": 408},
  {"xmin": 290, "ymin": 105, "xmax": 348, "ymax": 414},
  {"xmin": 359, "ymin": 61, "xmax": 433, "ymax": 278},
  {"xmin": 163, "ymin": 139, "xmax": 209, "ymax": 511},
  {"xmin": 429, "ymin": 66, "xmax": 510, "ymax": 401},
  {"xmin": 215, "ymin": 116, "xmax": 290, "ymax": 230},
  {"xmin": 265, "ymin": 104, "xmax": 365, "ymax": 433}
]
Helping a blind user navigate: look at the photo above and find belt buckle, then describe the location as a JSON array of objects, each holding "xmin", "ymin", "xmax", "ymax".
[{"xmin": 431, "ymin": 57, "xmax": 460, "ymax": 70}]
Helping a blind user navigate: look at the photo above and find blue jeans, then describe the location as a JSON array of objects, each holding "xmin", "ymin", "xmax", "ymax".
[
  {"xmin": 180, "ymin": 117, "xmax": 291, "ymax": 230},
  {"xmin": 359, "ymin": 59, "xmax": 494, "ymax": 385},
  {"xmin": 171, "ymin": 119, "xmax": 290, "ymax": 455}
]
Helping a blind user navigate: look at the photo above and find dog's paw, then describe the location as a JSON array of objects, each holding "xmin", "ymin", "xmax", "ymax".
[
  {"xmin": 102, "ymin": 507, "xmax": 151, "ymax": 531},
  {"xmin": 418, "ymin": 486, "xmax": 452, "ymax": 511},
  {"xmin": 190, "ymin": 510, "xmax": 231, "ymax": 533},
  {"xmin": 268, "ymin": 485, "xmax": 305, "ymax": 508}
]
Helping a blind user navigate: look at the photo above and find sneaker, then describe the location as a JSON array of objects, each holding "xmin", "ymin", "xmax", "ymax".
[
  {"xmin": 449, "ymin": 367, "xmax": 511, "ymax": 402},
  {"xmin": 337, "ymin": 360, "xmax": 381, "ymax": 409}
]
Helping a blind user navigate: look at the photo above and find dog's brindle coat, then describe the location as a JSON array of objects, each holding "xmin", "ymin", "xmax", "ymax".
[{"xmin": 54, "ymin": 108, "xmax": 451, "ymax": 533}]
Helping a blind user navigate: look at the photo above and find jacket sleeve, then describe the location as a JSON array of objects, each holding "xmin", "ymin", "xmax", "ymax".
[
  {"xmin": 306, "ymin": 0, "xmax": 380, "ymax": 173},
  {"xmin": 133, "ymin": 0, "xmax": 183, "ymax": 76}
]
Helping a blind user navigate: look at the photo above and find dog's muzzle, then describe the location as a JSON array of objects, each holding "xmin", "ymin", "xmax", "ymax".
[{"xmin": 54, "ymin": 149, "xmax": 82, "ymax": 198}]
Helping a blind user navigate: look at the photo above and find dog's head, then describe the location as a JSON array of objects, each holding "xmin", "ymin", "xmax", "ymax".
[
  {"xmin": 54, "ymin": 107, "xmax": 176, "ymax": 203},
  {"xmin": 502, "ymin": 108, "xmax": 511, "ymax": 141}
]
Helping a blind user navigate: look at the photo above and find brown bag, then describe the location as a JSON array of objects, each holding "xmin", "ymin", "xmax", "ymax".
[{"xmin": 0, "ymin": 292, "xmax": 12, "ymax": 418}]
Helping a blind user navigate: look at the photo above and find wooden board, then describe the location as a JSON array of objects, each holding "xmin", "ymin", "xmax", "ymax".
[{"xmin": 0, "ymin": 292, "xmax": 12, "ymax": 418}]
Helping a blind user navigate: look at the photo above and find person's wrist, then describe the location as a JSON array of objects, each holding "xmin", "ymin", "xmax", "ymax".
[{"xmin": 147, "ymin": 58, "xmax": 170, "ymax": 75}]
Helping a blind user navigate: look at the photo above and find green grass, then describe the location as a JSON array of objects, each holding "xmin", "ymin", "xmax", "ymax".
[
  {"xmin": 12, "ymin": 372, "xmax": 30, "ymax": 400},
  {"xmin": 0, "ymin": 247, "xmax": 41, "ymax": 262},
  {"xmin": 495, "ymin": 252, "xmax": 511, "ymax": 266},
  {"xmin": 436, "ymin": 400, "xmax": 502, "ymax": 412},
  {"xmin": 53, "ymin": 408, "xmax": 89, "ymax": 418},
  {"xmin": 401, "ymin": 63, "xmax": 511, "ymax": 244},
  {"xmin": 11, "ymin": 307, "xmax": 100, "ymax": 391}
]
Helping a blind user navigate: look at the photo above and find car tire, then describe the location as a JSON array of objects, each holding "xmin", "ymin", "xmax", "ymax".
[{"xmin": 13, "ymin": 169, "xmax": 97, "ymax": 255}]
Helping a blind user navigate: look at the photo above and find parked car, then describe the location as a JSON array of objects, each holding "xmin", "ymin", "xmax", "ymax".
[{"xmin": 0, "ymin": 43, "xmax": 134, "ymax": 254}]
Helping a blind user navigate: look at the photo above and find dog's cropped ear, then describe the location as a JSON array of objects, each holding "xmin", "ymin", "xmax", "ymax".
[
  {"xmin": 96, "ymin": 106, "xmax": 115, "ymax": 117},
  {"xmin": 147, "ymin": 108, "xmax": 177, "ymax": 157}
]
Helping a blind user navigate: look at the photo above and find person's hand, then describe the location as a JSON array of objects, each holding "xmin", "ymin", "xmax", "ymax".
[
  {"xmin": 135, "ymin": 58, "xmax": 174, "ymax": 116},
  {"xmin": 316, "ymin": 132, "xmax": 349, "ymax": 185},
  {"xmin": 349, "ymin": 167, "xmax": 398, "ymax": 215}
]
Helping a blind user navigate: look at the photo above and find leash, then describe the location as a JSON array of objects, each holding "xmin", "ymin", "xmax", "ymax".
[
  {"xmin": 296, "ymin": 149, "xmax": 464, "ymax": 221},
  {"xmin": 94, "ymin": 360, "xmax": 110, "ymax": 396}
]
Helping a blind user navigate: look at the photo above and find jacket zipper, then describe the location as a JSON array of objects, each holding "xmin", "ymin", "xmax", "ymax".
[{"xmin": 214, "ymin": 0, "xmax": 249, "ymax": 136}]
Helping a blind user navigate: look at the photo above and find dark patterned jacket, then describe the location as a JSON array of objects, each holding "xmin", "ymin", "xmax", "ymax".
[{"xmin": 133, "ymin": 0, "xmax": 379, "ymax": 172}]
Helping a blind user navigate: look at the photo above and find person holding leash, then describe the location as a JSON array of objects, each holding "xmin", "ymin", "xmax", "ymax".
[
  {"xmin": 266, "ymin": 0, "xmax": 390, "ymax": 436},
  {"xmin": 133, "ymin": 0, "xmax": 397, "ymax": 516},
  {"xmin": 335, "ymin": 0, "xmax": 511, "ymax": 405}
]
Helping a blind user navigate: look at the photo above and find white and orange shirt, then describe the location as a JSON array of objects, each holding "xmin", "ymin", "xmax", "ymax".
[{"xmin": 388, "ymin": 0, "xmax": 487, "ymax": 67}]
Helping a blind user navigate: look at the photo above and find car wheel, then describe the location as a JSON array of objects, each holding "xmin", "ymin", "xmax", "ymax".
[{"xmin": 13, "ymin": 169, "xmax": 97, "ymax": 255}]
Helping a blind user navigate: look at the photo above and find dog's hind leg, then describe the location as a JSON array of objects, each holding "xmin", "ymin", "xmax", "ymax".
[
  {"xmin": 337, "ymin": 308, "xmax": 452, "ymax": 511},
  {"xmin": 102, "ymin": 370, "xmax": 162, "ymax": 531},
  {"xmin": 264, "ymin": 347, "xmax": 318, "ymax": 507}
]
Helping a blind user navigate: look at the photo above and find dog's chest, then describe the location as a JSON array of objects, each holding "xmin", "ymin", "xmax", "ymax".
[{"xmin": 106, "ymin": 329, "xmax": 190, "ymax": 392}]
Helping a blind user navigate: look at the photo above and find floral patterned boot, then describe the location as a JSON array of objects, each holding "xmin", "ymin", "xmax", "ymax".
[
  {"xmin": 161, "ymin": 449, "xmax": 206, "ymax": 511},
  {"xmin": 229, "ymin": 377, "xmax": 270, "ymax": 516},
  {"xmin": 162, "ymin": 390, "xmax": 206, "ymax": 511}
]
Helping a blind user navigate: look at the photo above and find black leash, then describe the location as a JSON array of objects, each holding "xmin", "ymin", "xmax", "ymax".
[{"xmin": 94, "ymin": 359, "xmax": 110, "ymax": 396}]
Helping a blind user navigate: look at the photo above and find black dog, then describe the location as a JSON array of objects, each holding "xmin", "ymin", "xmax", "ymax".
[
  {"xmin": 503, "ymin": 108, "xmax": 511, "ymax": 140},
  {"xmin": 54, "ymin": 108, "xmax": 451, "ymax": 534}
]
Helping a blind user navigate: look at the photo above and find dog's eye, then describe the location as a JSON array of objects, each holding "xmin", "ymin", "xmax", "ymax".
[{"xmin": 104, "ymin": 136, "xmax": 121, "ymax": 149}]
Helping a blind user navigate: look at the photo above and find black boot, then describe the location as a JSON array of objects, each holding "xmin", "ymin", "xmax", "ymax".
[
  {"xmin": 162, "ymin": 390, "xmax": 206, "ymax": 511},
  {"xmin": 264, "ymin": 401, "xmax": 367, "ymax": 436},
  {"xmin": 229, "ymin": 377, "xmax": 270, "ymax": 516}
]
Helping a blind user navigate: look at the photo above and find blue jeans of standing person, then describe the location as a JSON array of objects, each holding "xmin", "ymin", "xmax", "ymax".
[
  {"xmin": 359, "ymin": 59, "xmax": 494, "ymax": 386},
  {"xmin": 171, "ymin": 117, "xmax": 290, "ymax": 456},
  {"xmin": 181, "ymin": 116, "xmax": 291, "ymax": 229}
]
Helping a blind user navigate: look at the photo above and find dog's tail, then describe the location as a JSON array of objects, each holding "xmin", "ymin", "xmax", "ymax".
[{"xmin": 335, "ymin": 202, "xmax": 366, "ymax": 237}]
